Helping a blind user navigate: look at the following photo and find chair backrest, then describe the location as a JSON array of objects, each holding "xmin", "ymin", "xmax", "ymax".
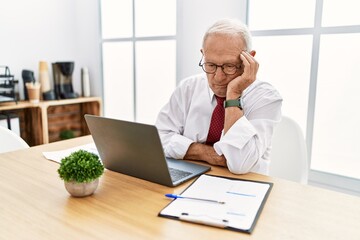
[
  {"xmin": 0, "ymin": 126, "xmax": 30, "ymax": 153},
  {"xmin": 269, "ymin": 116, "xmax": 308, "ymax": 184}
]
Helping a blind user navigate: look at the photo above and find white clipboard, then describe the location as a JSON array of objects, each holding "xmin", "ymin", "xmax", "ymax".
[{"xmin": 159, "ymin": 174, "xmax": 273, "ymax": 233}]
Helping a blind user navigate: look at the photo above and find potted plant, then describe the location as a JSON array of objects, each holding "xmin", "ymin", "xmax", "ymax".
[
  {"xmin": 57, "ymin": 149, "xmax": 104, "ymax": 197},
  {"xmin": 59, "ymin": 129, "xmax": 75, "ymax": 140}
]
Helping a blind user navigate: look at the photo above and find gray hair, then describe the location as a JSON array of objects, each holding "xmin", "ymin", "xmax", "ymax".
[{"xmin": 202, "ymin": 18, "xmax": 252, "ymax": 51}]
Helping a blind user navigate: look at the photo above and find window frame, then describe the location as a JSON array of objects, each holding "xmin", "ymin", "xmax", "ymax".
[
  {"xmin": 99, "ymin": 0, "xmax": 176, "ymax": 121},
  {"xmin": 246, "ymin": 0, "xmax": 360, "ymax": 196}
]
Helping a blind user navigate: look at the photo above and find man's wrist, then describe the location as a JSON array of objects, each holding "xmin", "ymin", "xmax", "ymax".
[
  {"xmin": 226, "ymin": 92, "xmax": 241, "ymax": 99},
  {"xmin": 224, "ymin": 95, "xmax": 242, "ymax": 110},
  {"xmin": 226, "ymin": 83, "xmax": 243, "ymax": 99}
]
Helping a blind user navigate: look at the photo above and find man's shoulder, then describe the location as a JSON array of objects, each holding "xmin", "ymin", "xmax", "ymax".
[
  {"xmin": 247, "ymin": 79, "xmax": 273, "ymax": 89},
  {"xmin": 244, "ymin": 79, "xmax": 282, "ymax": 100},
  {"xmin": 178, "ymin": 73, "xmax": 207, "ymax": 87},
  {"xmin": 175, "ymin": 73, "xmax": 208, "ymax": 96}
]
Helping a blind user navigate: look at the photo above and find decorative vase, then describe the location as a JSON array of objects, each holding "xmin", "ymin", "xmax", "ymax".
[
  {"xmin": 81, "ymin": 67, "xmax": 91, "ymax": 97},
  {"xmin": 64, "ymin": 178, "xmax": 99, "ymax": 197},
  {"xmin": 39, "ymin": 61, "xmax": 51, "ymax": 93}
]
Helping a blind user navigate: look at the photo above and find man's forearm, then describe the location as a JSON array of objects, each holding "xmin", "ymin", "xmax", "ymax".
[
  {"xmin": 224, "ymin": 106, "xmax": 243, "ymax": 134},
  {"xmin": 184, "ymin": 142, "xmax": 227, "ymax": 166}
]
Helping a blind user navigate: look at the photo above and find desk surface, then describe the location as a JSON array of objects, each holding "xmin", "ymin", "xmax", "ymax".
[{"xmin": 1, "ymin": 136, "xmax": 360, "ymax": 240}]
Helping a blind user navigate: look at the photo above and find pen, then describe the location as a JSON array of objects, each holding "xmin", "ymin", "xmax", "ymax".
[
  {"xmin": 180, "ymin": 213, "xmax": 229, "ymax": 228},
  {"xmin": 165, "ymin": 194, "xmax": 225, "ymax": 204}
]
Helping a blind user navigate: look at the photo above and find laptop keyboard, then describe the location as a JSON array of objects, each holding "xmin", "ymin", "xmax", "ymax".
[{"xmin": 169, "ymin": 168, "xmax": 192, "ymax": 182}]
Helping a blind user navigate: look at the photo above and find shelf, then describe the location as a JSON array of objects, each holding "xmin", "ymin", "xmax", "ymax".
[{"xmin": 0, "ymin": 97, "xmax": 102, "ymax": 146}]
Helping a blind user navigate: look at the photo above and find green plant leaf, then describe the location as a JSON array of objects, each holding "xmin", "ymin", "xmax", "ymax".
[{"xmin": 57, "ymin": 149, "xmax": 104, "ymax": 183}]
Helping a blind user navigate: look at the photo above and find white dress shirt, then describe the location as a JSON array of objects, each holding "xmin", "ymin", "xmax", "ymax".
[{"xmin": 155, "ymin": 73, "xmax": 282, "ymax": 175}]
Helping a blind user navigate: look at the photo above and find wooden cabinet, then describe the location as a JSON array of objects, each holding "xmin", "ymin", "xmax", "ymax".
[{"xmin": 0, "ymin": 97, "xmax": 101, "ymax": 146}]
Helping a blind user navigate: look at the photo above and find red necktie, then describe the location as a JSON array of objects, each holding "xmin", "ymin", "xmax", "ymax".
[{"xmin": 206, "ymin": 96, "xmax": 225, "ymax": 146}]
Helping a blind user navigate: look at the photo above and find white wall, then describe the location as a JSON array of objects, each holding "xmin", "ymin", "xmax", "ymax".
[
  {"xmin": 0, "ymin": 0, "xmax": 102, "ymax": 100},
  {"xmin": 176, "ymin": 0, "xmax": 247, "ymax": 82}
]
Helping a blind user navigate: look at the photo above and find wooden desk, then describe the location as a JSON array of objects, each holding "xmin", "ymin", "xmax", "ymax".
[{"xmin": 1, "ymin": 136, "xmax": 360, "ymax": 240}]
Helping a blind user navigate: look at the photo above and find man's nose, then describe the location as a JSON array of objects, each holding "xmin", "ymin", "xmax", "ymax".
[{"xmin": 214, "ymin": 66, "xmax": 226, "ymax": 80}]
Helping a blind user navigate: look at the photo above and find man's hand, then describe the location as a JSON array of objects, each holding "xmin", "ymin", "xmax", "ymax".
[
  {"xmin": 222, "ymin": 51, "xmax": 259, "ymax": 134},
  {"xmin": 227, "ymin": 51, "xmax": 259, "ymax": 98},
  {"xmin": 183, "ymin": 142, "xmax": 227, "ymax": 167}
]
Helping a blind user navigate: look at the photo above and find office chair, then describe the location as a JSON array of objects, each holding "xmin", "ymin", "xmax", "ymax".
[
  {"xmin": 0, "ymin": 126, "xmax": 29, "ymax": 153},
  {"xmin": 269, "ymin": 116, "xmax": 308, "ymax": 184}
]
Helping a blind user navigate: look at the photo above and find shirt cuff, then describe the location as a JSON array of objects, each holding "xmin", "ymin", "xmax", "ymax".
[
  {"xmin": 214, "ymin": 116, "xmax": 257, "ymax": 155},
  {"xmin": 164, "ymin": 134, "xmax": 194, "ymax": 159}
]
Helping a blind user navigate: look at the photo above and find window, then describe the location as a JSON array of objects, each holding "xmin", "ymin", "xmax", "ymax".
[
  {"xmin": 249, "ymin": 0, "xmax": 315, "ymax": 30},
  {"xmin": 248, "ymin": 0, "xmax": 360, "ymax": 194},
  {"xmin": 322, "ymin": 0, "xmax": 360, "ymax": 27},
  {"xmin": 100, "ymin": 0, "xmax": 176, "ymax": 124},
  {"xmin": 312, "ymin": 33, "xmax": 360, "ymax": 179}
]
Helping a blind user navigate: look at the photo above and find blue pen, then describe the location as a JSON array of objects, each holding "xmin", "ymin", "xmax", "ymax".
[{"xmin": 165, "ymin": 194, "xmax": 225, "ymax": 204}]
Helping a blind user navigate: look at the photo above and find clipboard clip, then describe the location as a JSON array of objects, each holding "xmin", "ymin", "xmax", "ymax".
[{"xmin": 180, "ymin": 213, "xmax": 229, "ymax": 228}]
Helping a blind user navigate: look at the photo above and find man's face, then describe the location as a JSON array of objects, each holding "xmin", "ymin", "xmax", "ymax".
[{"xmin": 201, "ymin": 34, "xmax": 245, "ymax": 97}]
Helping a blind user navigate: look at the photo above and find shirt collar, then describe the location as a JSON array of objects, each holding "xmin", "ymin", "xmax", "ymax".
[
  {"xmin": 203, "ymin": 74, "xmax": 215, "ymax": 103},
  {"xmin": 207, "ymin": 85, "xmax": 216, "ymax": 102}
]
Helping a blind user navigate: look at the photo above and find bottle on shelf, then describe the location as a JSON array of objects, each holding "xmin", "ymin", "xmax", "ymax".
[
  {"xmin": 81, "ymin": 67, "xmax": 91, "ymax": 97},
  {"xmin": 39, "ymin": 61, "xmax": 56, "ymax": 100}
]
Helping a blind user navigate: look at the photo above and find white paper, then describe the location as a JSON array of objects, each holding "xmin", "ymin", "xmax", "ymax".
[
  {"xmin": 160, "ymin": 174, "xmax": 270, "ymax": 231},
  {"xmin": 42, "ymin": 143, "xmax": 100, "ymax": 163}
]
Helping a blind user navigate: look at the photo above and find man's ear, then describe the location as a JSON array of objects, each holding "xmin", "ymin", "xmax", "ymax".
[{"xmin": 250, "ymin": 50, "xmax": 256, "ymax": 57}]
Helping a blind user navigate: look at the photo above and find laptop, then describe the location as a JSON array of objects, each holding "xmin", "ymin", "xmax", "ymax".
[{"xmin": 84, "ymin": 114, "xmax": 210, "ymax": 187}]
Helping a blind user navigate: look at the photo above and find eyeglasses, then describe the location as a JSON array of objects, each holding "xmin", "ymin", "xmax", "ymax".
[{"xmin": 198, "ymin": 56, "xmax": 241, "ymax": 75}]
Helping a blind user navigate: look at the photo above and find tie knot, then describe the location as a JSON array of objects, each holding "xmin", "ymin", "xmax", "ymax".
[{"xmin": 215, "ymin": 95, "xmax": 225, "ymax": 105}]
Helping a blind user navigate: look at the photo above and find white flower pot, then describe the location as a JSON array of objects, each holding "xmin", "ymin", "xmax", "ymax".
[{"xmin": 64, "ymin": 178, "xmax": 99, "ymax": 197}]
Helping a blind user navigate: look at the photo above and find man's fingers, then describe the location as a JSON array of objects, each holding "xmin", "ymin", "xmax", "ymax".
[{"xmin": 240, "ymin": 51, "xmax": 259, "ymax": 79}]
